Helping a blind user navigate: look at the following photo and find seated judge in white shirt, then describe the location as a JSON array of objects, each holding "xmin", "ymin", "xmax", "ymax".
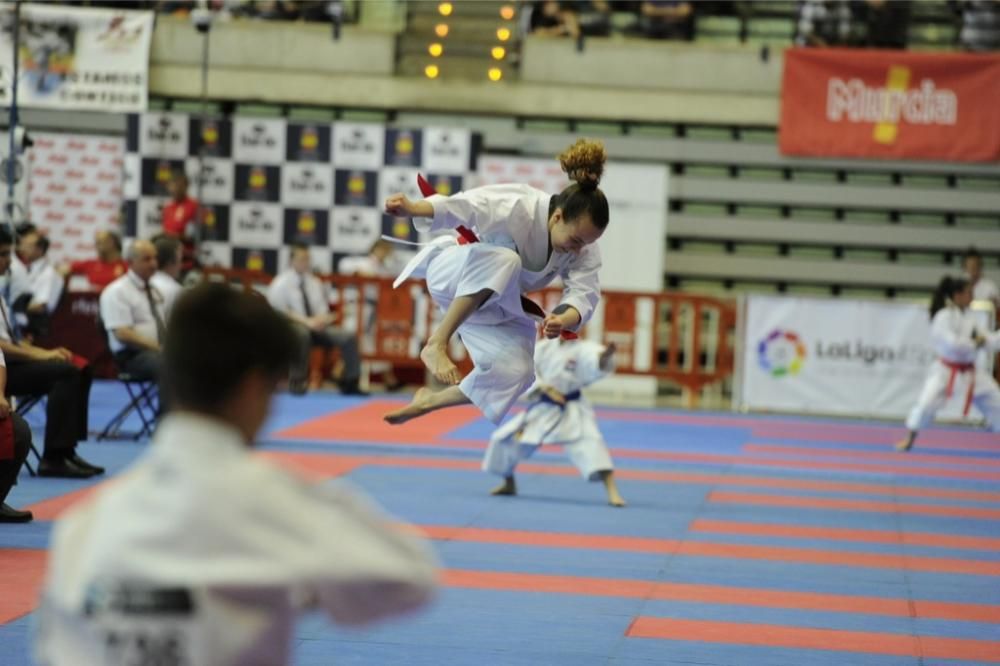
[
  {"xmin": 99, "ymin": 239, "xmax": 167, "ymax": 382},
  {"xmin": 267, "ymin": 243, "xmax": 364, "ymax": 395},
  {"xmin": 17, "ymin": 228, "xmax": 64, "ymax": 315},
  {"xmin": 35, "ymin": 283, "xmax": 438, "ymax": 666},
  {"xmin": 150, "ymin": 234, "xmax": 183, "ymax": 314},
  {"xmin": 963, "ymin": 247, "xmax": 1000, "ymax": 309}
]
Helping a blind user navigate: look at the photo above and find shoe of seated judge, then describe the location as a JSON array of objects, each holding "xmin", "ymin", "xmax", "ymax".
[
  {"xmin": 37, "ymin": 456, "xmax": 98, "ymax": 479},
  {"xmin": 0, "ymin": 503, "xmax": 34, "ymax": 523},
  {"xmin": 338, "ymin": 379, "xmax": 369, "ymax": 397},
  {"xmin": 67, "ymin": 453, "xmax": 105, "ymax": 475}
]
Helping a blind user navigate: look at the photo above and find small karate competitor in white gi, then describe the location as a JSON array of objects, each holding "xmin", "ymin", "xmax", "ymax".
[{"xmin": 483, "ymin": 337, "xmax": 625, "ymax": 506}]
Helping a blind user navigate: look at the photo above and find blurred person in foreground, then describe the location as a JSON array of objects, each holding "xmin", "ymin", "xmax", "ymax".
[{"xmin": 35, "ymin": 282, "xmax": 438, "ymax": 665}]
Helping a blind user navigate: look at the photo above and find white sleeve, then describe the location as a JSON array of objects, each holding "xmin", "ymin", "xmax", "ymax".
[
  {"xmin": 0, "ymin": 347, "xmax": 6, "ymax": 368},
  {"xmin": 99, "ymin": 285, "xmax": 133, "ymax": 330},
  {"xmin": 558, "ymin": 244, "xmax": 601, "ymax": 330},
  {"xmin": 418, "ymin": 184, "xmax": 537, "ymax": 237},
  {"xmin": 30, "ymin": 267, "xmax": 64, "ymax": 314},
  {"xmin": 573, "ymin": 341, "xmax": 615, "ymax": 387},
  {"xmin": 266, "ymin": 275, "xmax": 290, "ymax": 312},
  {"xmin": 277, "ymin": 479, "xmax": 438, "ymax": 626},
  {"xmin": 930, "ymin": 309, "xmax": 977, "ymax": 357}
]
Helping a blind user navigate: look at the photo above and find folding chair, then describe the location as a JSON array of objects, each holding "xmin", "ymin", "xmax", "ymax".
[
  {"xmin": 95, "ymin": 318, "xmax": 161, "ymax": 441},
  {"xmin": 12, "ymin": 393, "xmax": 46, "ymax": 477},
  {"xmin": 95, "ymin": 373, "xmax": 159, "ymax": 441}
]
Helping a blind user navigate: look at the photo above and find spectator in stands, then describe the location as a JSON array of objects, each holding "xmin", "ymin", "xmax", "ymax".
[
  {"xmin": 856, "ymin": 0, "xmax": 909, "ymax": 49},
  {"xmin": 100, "ymin": 240, "xmax": 166, "ymax": 383},
  {"xmin": 963, "ymin": 247, "xmax": 1000, "ymax": 309},
  {"xmin": 267, "ymin": 243, "xmax": 365, "ymax": 396},
  {"xmin": 61, "ymin": 229, "xmax": 128, "ymax": 291},
  {"xmin": 0, "ymin": 349, "xmax": 36, "ymax": 523},
  {"xmin": 571, "ymin": 0, "xmax": 613, "ymax": 36},
  {"xmin": 637, "ymin": 1, "xmax": 694, "ymax": 40},
  {"xmin": 529, "ymin": 0, "xmax": 582, "ymax": 38},
  {"xmin": 960, "ymin": 0, "xmax": 1000, "ymax": 51},
  {"xmin": 162, "ymin": 169, "xmax": 200, "ymax": 273},
  {"xmin": 151, "ymin": 234, "xmax": 184, "ymax": 314},
  {"xmin": 0, "ymin": 227, "xmax": 99, "ymax": 479},
  {"xmin": 795, "ymin": 0, "xmax": 852, "ymax": 47}
]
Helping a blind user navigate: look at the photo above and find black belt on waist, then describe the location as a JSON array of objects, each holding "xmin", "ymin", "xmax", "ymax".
[{"xmin": 539, "ymin": 389, "xmax": 581, "ymax": 407}]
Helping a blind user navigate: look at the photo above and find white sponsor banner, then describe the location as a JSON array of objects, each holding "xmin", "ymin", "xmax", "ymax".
[
  {"xmin": 233, "ymin": 118, "xmax": 285, "ymax": 164},
  {"xmin": 139, "ymin": 112, "xmax": 188, "ymax": 159},
  {"xmin": 0, "ymin": 4, "xmax": 153, "ymax": 112},
  {"xmin": 331, "ymin": 206, "xmax": 381, "ymax": 254},
  {"xmin": 27, "ymin": 132, "xmax": 123, "ymax": 263},
  {"xmin": 230, "ymin": 202, "xmax": 283, "ymax": 247},
  {"xmin": 739, "ymin": 295, "xmax": 991, "ymax": 421},
  {"xmin": 421, "ymin": 127, "xmax": 471, "ymax": 174},
  {"xmin": 280, "ymin": 162, "xmax": 332, "ymax": 209},
  {"xmin": 185, "ymin": 156, "xmax": 234, "ymax": 205},
  {"xmin": 332, "ymin": 122, "xmax": 384, "ymax": 170}
]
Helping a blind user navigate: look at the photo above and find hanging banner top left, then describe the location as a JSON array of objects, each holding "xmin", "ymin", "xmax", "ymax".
[{"xmin": 0, "ymin": 3, "xmax": 154, "ymax": 113}]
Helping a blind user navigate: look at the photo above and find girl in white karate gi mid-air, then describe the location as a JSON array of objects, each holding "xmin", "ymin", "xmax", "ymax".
[
  {"xmin": 897, "ymin": 275, "xmax": 1000, "ymax": 451},
  {"xmin": 382, "ymin": 139, "xmax": 609, "ymax": 426},
  {"xmin": 483, "ymin": 337, "xmax": 625, "ymax": 506}
]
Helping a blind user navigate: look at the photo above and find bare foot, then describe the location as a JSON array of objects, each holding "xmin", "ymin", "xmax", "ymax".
[
  {"xmin": 420, "ymin": 342, "xmax": 462, "ymax": 385},
  {"xmin": 895, "ymin": 437, "xmax": 914, "ymax": 453},
  {"xmin": 384, "ymin": 388, "xmax": 434, "ymax": 425},
  {"xmin": 607, "ymin": 490, "xmax": 627, "ymax": 508},
  {"xmin": 490, "ymin": 476, "xmax": 517, "ymax": 496}
]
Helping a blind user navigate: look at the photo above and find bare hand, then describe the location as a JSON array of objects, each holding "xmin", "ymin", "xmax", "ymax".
[
  {"xmin": 540, "ymin": 385, "xmax": 566, "ymax": 405},
  {"xmin": 0, "ymin": 396, "xmax": 9, "ymax": 419},
  {"xmin": 542, "ymin": 314, "xmax": 566, "ymax": 339},
  {"xmin": 384, "ymin": 193, "xmax": 415, "ymax": 217}
]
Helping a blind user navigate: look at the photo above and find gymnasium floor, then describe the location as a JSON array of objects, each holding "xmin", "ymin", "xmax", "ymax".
[{"xmin": 2, "ymin": 381, "xmax": 998, "ymax": 665}]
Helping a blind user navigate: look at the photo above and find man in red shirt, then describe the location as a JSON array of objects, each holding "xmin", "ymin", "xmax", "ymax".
[
  {"xmin": 61, "ymin": 230, "xmax": 128, "ymax": 291},
  {"xmin": 162, "ymin": 170, "xmax": 199, "ymax": 272}
]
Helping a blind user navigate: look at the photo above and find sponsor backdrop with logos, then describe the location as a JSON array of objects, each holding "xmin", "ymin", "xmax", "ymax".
[
  {"xmin": 0, "ymin": 3, "xmax": 154, "ymax": 112},
  {"xmin": 123, "ymin": 113, "xmax": 476, "ymax": 273},
  {"xmin": 739, "ymin": 294, "xmax": 992, "ymax": 421},
  {"xmin": 27, "ymin": 132, "xmax": 125, "ymax": 264}
]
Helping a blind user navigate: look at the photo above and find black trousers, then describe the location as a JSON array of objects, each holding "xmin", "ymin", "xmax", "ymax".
[
  {"xmin": 115, "ymin": 349, "xmax": 162, "ymax": 382},
  {"xmin": 6, "ymin": 359, "xmax": 92, "ymax": 458},
  {"xmin": 0, "ymin": 413, "xmax": 33, "ymax": 505}
]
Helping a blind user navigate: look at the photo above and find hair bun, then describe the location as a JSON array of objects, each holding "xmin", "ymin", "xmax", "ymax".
[{"xmin": 558, "ymin": 138, "xmax": 606, "ymax": 189}]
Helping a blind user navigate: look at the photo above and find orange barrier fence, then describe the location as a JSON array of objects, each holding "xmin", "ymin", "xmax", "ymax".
[{"xmin": 202, "ymin": 268, "xmax": 737, "ymax": 398}]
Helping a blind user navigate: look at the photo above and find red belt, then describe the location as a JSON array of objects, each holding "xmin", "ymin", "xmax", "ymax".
[
  {"xmin": 941, "ymin": 359, "xmax": 975, "ymax": 416},
  {"xmin": 417, "ymin": 173, "xmax": 577, "ymax": 340}
]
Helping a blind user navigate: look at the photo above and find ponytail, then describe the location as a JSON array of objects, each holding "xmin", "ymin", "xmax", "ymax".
[
  {"xmin": 555, "ymin": 139, "xmax": 610, "ymax": 229},
  {"xmin": 929, "ymin": 275, "xmax": 969, "ymax": 319}
]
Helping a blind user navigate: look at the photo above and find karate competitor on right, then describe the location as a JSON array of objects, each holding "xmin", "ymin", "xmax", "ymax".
[
  {"xmin": 483, "ymin": 337, "xmax": 625, "ymax": 507},
  {"xmin": 897, "ymin": 275, "xmax": 1000, "ymax": 451}
]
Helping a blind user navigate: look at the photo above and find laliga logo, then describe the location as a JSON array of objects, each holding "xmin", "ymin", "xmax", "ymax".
[
  {"xmin": 430, "ymin": 131, "xmax": 460, "ymax": 158},
  {"xmin": 148, "ymin": 116, "xmax": 181, "ymax": 143},
  {"xmin": 241, "ymin": 124, "xmax": 276, "ymax": 148},
  {"xmin": 826, "ymin": 66, "xmax": 958, "ymax": 145},
  {"xmin": 757, "ymin": 329, "xmax": 806, "ymax": 378}
]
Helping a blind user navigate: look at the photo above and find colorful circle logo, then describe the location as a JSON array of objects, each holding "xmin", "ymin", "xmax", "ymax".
[{"xmin": 757, "ymin": 329, "xmax": 806, "ymax": 377}]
